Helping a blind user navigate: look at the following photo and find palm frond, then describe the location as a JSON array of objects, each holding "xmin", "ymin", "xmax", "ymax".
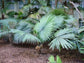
[
  {"xmin": 0, "ymin": 31, "xmax": 10, "ymax": 38},
  {"xmin": 0, "ymin": 18, "xmax": 17, "ymax": 29},
  {"xmin": 49, "ymin": 28, "xmax": 76, "ymax": 50},
  {"xmin": 78, "ymin": 26, "xmax": 84, "ymax": 33},
  {"xmin": 80, "ymin": 47, "xmax": 84, "ymax": 54},
  {"xmin": 34, "ymin": 15, "xmax": 56, "ymax": 42},
  {"xmin": 65, "ymin": 15, "xmax": 75, "ymax": 24},
  {"xmin": 16, "ymin": 20, "xmax": 34, "ymax": 32},
  {"xmin": 10, "ymin": 29, "xmax": 41, "ymax": 44},
  {"xmin": 53, "ymin": 16, "xmax": 65, "ymax": 29},
  {"xmin": 55, "ymin": 28, "xmax": 73, "ymax": 37}
]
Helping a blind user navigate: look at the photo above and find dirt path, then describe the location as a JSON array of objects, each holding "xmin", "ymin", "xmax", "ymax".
[{"xmin": 0, "ymin": 40, "xmax": 84, "ymax": 63}]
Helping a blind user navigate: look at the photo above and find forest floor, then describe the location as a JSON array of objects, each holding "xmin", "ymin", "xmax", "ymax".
[{"xmin": 0, "ymin": 40, "xmax": 84, "ymax": 63}]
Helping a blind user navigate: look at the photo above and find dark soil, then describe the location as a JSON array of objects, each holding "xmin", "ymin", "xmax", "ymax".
[{"xmin": 0, "ymin": 40, "xmax": 84, "ymax": 63}]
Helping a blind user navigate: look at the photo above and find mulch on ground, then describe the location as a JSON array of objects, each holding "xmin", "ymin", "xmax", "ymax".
[{"xmin": 0, "ymin": 40, "xmax": 84, "ymax": 63}]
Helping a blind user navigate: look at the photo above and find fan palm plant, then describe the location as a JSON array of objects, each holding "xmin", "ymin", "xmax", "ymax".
[
  {"xmin": 34, "ymin": 9, "xmax": 70, "ymax": 42},
  {"xmin": 34, "ymin": 9, "xmax": 79, "ymax": 50},
  {"xmin": 0, "ymin": 18, "xmax": 40, "ymax": 44},
  {"xmin": 13, "ymin": 19, "xmax": 41, "ymax": 44},
  {"xmin": 34, "ymin": 14, "xmax": 56, "ymax": 42},
  {"xmin": 10, "ymin": 19, "xmax": 41, "ymax": 44},
  {"xmin": 49, "ymin": 28, "xmax": 76, "ymax": 50}
]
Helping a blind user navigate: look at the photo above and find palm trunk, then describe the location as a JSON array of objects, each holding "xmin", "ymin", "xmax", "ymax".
[
  {"xmin": 28, "ymin": 0, "xmax": 30, "ymax": 4},
  {"xmin": 1, "ymin": 0, "xmax": 4, "ymax": 19},
  {"xmin": 55, "ymin": 0, "xmax": 58, "ymax": 8},
  {"xmin": 47, "ymin": 0, "xmax": 51, "ymax": 6}
]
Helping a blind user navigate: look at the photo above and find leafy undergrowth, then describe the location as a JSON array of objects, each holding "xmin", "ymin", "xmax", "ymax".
[{"xmin": 0, "ymin": 40, "xmax": 84, "ymax": 63}]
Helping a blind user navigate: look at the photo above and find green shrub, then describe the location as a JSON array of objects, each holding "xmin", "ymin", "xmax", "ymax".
[{"xmin": 49, "ymin": 9, "xmax": 69, "ymax": 19}]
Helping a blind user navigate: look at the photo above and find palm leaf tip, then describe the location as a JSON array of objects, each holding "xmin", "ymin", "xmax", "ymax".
[
  {"xmin": 49, "ymin": 38, "xmax": 73, "ymax": 50},
  {"xmin": 22, "ymin": 33, "xmax": 41, "ymax": 43},
  {"xmin": 55, "ymin": 28, "xmax": 73, "ymax": 37}
]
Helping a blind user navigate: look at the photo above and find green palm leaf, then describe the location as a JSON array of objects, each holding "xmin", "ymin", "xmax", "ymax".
[
  {"xmin": 16, "ymin": 20, "xmax": 34, "ymax": 32},
  {"xmin": 54, "ymin": 16, "xmax": 64, "ymax": 29},
  {"xmin": 78, "ymin": 26, "xmax": 84, "ymax": 33},
  {"xmin": 55, "ymin": 28, "xmax": 73, "ymax": 37},
  {"xmin": 10, "ymin": 29, "xmax": 41, "ymax": 44},
  {"xmin": 0, "ymin": 31, "xmax": 10, "ymax": 38},
  {"xmin": 65, "ymin": 15, "xmax": 75, "ymax": 24},
  {"xmin": 0, "ymin": 18, "xmax": 17, "ymax": 30},
  {"xmin": 34, "ymin": 15, "xmax": 56, "ymax": 42},
  {"xmin": 49, "ymin": 28, "xmax": 75, "ymax": 50}
]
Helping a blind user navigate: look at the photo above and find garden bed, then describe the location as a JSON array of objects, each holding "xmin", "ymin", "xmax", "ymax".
[{"xmin": 0, "ymin": 40, "xmax": 84, "ymax": 63}]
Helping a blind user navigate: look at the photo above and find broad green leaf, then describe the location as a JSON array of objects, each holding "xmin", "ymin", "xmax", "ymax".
[
  {"xmin": 48, "ymin": 55, "xmax": 56, "ymax": 63},
  {"xmin": 56, "ymin": 55, "xmax": 62, "ymax": 63}
]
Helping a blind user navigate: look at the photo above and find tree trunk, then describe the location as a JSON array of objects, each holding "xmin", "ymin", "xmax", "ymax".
[
  {"xmin": 28, "ymin": 0, "xmax": 30, "ymax": 4},
  {"xmin": 1, "ymin": 0, "xmax": 4, "ymax": 19},
  {"xmin": 47, "ymin": 0, "xmax": 51, "ymax": 6},
  {"xmin": 55, "ymin": 0, "xmax": 58, "ymax": 8}
]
